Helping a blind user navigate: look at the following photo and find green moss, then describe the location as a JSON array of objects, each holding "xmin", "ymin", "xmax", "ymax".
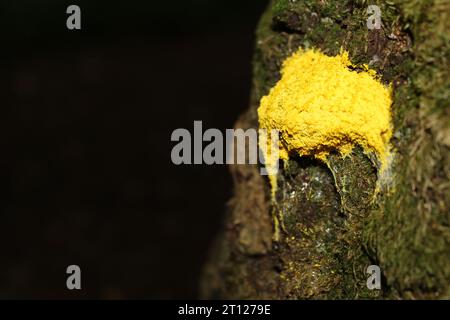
[
  {"xmin": 362, "ymin": 0, "xmax": 450, "ymax": 298},
  {"xmin": 272, "ymin": 0, "xmax": 290, "ymax": 16},
  {"xmin": 256, "ymin": 0, "xmax": 449, "ymax": 298}
]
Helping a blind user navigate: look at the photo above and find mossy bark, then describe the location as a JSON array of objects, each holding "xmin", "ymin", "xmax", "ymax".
[{"xmin": 201, "ymin": 0, "xmax": 450, "ymax": 299}]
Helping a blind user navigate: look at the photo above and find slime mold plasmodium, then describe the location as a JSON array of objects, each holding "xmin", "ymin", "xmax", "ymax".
[{"xmin": 258, "ymin": 48, "xmax": 393, "ymax": 195}]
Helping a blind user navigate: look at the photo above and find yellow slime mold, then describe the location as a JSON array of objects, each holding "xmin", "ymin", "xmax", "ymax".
[{"xmin": 258, "ymin": 48, "xmax": 393, "ymax": 194}]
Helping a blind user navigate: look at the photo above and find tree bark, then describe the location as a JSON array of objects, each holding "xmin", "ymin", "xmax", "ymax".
[{"xmin": 201, "ymin": 0, "xmax": 450, "ymax": 299}]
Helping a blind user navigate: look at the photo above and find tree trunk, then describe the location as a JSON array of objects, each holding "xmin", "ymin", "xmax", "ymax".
[{"xmin": 201, "ymin": 0, "xmax": 450, "ymax": 299}]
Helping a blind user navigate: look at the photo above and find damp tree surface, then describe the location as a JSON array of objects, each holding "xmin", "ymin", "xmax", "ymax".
[{"xmin": 201, "ymin": 0, "xmax": 450, "ymax": 299}]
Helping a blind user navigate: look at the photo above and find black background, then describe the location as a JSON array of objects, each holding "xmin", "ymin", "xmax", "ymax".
[{"xmin": 0, "ymin": 0, "xmax": 268, "ymax": 298}]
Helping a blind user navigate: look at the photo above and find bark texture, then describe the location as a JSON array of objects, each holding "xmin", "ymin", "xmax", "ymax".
[{"xmin": 202, "ymin": 0, "xmax": 450, "ymax": 299}]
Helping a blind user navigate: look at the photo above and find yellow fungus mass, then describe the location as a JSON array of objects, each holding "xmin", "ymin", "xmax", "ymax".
[{"xmin": 258, "ymin": 48, "xmax": 393, "ymax": 194}]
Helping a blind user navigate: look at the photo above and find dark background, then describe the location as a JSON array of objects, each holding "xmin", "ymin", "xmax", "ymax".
[{"xmin": 0, "ymin": 0, "xmax": 268, "ymax": 298}]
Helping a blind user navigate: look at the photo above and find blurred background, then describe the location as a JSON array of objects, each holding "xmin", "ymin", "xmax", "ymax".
[{"xmin": 0, "ymin": 0, "xmax": 268, "ymax": 298}]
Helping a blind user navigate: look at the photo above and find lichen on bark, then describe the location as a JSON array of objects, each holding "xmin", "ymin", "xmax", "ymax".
[{"xmin": 201, "ymin": 0, "xmax": 450, "ymax": 299}]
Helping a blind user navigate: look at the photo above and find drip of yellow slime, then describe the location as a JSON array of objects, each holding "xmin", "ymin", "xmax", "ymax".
[{"xmin": 258, "ymin": 48, "xmax": 393, "ymax": 196}]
